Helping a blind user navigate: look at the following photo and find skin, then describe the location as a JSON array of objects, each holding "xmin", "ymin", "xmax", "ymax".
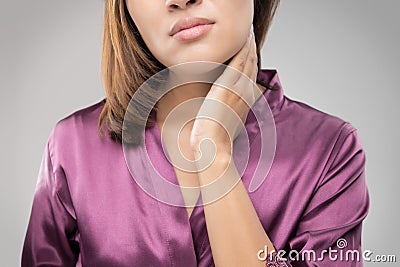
[
  {"xmin": 126, "ymin": 0, "xmax": 277, "ymax": 265},
  {"xmin": 127, "ymin": 0, "xmax": 253, "ymax": 66}
]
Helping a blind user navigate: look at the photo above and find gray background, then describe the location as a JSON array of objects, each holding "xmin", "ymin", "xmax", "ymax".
[{"xmin": 1, "ymin": 0, "xmax": 398, "ymax": 266}]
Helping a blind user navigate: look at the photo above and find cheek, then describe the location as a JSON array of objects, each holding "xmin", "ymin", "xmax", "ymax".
[
  {"xmin": 216, "ymin": 2, "xmax": 253, "ymax": 61},
  {"xmin": 126, "ymin": 2, "xmax": 163, "ymax": 53}
]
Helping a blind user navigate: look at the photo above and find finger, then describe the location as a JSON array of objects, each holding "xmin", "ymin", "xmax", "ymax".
[
  {"xmin": 240, "ymin": 30, "xmax": 257, "ymax": 81},
  {"xmin": 249, "ymin": 34, "xmax": 258, "ymax": 83},
  {"xmin": 215, "ymin": 32, "xmax": 252, "ymax": 87},
  {"xmin": 235, "ymin": 33, "xmax": 260, "ymax": 106},
  {"xmin": 248, "ymin": 34, "xmax": 262, "ymax": 99},
  {"xmin": 230, "ymin": 31, "xmax": 252, "ymax": 73}
]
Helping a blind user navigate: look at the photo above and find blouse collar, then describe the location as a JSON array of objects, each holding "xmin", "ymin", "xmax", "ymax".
[{"xmin": 256, "ymin": 68, "xmax": 285, "ymax": 113}]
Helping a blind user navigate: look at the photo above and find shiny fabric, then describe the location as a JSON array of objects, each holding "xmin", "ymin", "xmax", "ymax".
[{"xmin": 22, "ymin": 69, "xmax": 370, "ymax": 266}]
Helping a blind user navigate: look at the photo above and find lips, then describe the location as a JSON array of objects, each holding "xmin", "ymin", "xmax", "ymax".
[{"xmin": 169, "ymin": 17, "xmax": 215, "ymax": 36}]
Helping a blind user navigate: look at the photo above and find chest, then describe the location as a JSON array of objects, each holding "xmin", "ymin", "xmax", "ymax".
[{"xmin": 160, "ymin": 122, "xmax": 201, "ymax": 218}]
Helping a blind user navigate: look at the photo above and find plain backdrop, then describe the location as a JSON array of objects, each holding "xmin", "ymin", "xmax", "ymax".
[{"xmin": 1, "ymin": 1, "xmax": 398, "ymax": 266}]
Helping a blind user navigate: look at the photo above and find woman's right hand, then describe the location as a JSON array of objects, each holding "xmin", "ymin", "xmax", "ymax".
[{"xmin": 190, "ymin": 24, "xmax": 265, "ymax": 161}]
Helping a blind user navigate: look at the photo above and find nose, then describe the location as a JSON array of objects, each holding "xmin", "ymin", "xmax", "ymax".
[{"xmin": 165, "ymin": 0, "xmax": 202, "ymax": 10}]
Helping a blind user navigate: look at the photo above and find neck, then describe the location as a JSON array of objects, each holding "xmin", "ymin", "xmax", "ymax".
[
  {"xmin": 155, "ymin": 71, "xmax": 267, "ymax": 130},
  {"xmin": 155, "ymin": 82, "xmax": 211, "ymax": 127}
]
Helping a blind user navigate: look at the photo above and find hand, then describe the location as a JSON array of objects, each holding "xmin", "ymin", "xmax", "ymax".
[{"xmin": 190, "ymin": 25, "xmax": 264, "ymax": 162}]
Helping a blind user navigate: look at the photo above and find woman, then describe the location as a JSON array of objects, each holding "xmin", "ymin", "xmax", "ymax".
[{"xmin": 22, "ymin": 0, "xmax": 369, "ymax": 266}]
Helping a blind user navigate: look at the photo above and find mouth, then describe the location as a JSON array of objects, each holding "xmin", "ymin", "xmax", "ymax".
[{"xmin": 170, "ymin": 16, "xmax": 215, "ymax": 41}]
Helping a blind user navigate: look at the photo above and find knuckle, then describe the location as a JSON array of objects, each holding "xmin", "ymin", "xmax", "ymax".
[
  {"xmin": 237, "ymin": 57, "xmax": 246, "ymax": 69},
  {"xmin": 237, "ymin": 62, "xmax": 245, "ymax": 70}
]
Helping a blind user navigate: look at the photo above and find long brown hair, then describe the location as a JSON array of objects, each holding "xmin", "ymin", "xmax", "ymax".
[{"xmin": 98, "ymin": 0, "xmax": 280, "ymax": 146}]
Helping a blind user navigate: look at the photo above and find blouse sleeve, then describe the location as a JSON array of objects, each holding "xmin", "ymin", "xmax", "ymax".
[
  {"xmin": 21, "ymin": 133, "xmax": 80, "ymax": 266},
  {"xmin": 278, "ymin": 126, "xmax": 370, "ymax": 266}
]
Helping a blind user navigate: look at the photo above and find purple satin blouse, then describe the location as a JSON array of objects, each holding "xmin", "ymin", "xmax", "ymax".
[{"xmin": 22, "ymin": 69, "xmax": 370, "ymax": 266}]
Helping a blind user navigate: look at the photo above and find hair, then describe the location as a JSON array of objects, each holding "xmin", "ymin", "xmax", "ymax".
[{"xmin": 98, "ymin": 0, "xmax": 281, "ymax": 146}]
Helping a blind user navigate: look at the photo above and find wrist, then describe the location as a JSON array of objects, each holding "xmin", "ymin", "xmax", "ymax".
[
  {"xmin": 196, "ymin": 153, "xmax": 234, "ymax": 185},
  {"xmin": 193, "ymin": 150, "xmax": 232, "ymax": 170}
]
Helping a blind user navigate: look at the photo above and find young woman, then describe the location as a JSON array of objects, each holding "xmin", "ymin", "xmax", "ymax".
[{"xmin": 22, "ymin": 0, "xmax": 369, "ymax": 266}]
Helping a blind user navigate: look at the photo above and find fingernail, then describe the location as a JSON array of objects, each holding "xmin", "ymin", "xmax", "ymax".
[{"xmin": 248, "ymin": 28, "xmax": 253, "ymax": 40}]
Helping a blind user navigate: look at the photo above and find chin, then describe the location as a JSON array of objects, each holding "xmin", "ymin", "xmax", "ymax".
[{"xmin": 167, "ymin": 50, "xmax": 235, "ymax": 67}]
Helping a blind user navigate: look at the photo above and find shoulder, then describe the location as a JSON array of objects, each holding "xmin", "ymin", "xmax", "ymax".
[
  {"xmin": 277, "ymin": 95, "xmax": 366, "ymax": 187},
  {"xmin": 55, "ymin": 99, "xmax": 105, "ymax": 130},
  {"xmin": 281, "ymin": 95, "xmax": 358, "ymax": 140},
  {"xmin": 46, "ymin": 99, "xmax": 108, "ymax": 162},
  {"xmin": 275, "ymin": 95, "xmax": 364, "ymax": 169}
]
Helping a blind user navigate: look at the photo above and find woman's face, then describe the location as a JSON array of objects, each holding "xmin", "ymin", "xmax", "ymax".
[{"xmin": 126, "ymin": 0, "xmax": 254, "ymax": 67}]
